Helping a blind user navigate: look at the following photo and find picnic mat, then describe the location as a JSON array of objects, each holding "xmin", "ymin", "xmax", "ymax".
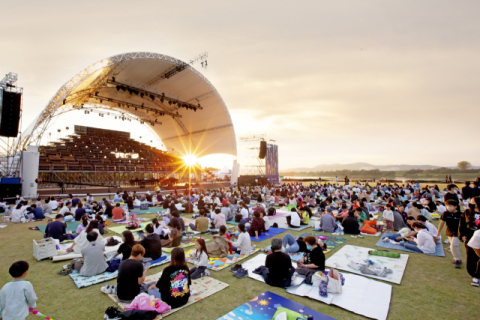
[
  {"xmin": 375, "ymin": 232, "xmax": 446, "ymax": 257},
  {"xmin": 217, "ymin": 290, "xmax": 335, "ymax": 320},
  {"xmin": 325, "ymin": 245, "xmax": 409, "ymax": 284},
  {"xmin": 130, "ymin": 207, "xmax": 167, "ymax": 214},
  {"xmin": 108, "ymin": 224, "xmax": 146, "ymax": 234},
  {"xmin": 65, "ymin": 254, "xmax": 171, "ymax": 289},
  {"xmin": 163, "ymin": 239, "xmax": 211, "ymax": 253},
  {"xmin": 186, "ymin": 247, "xmax": 260, "ymax": 271},
  {"xmin": 313, "ymin": 229, "xmax": 382, "ymax": 237},
  {"xmin": 37, "ymin": 222, "xmax": 80, "ymax": 234},
  {"xmin": 106, "ymin": 273, "xmax": 229, "ymax": 319},
  {"xmin": 52, "ymin": 236, "xmax": 123, "ymax": 262},
  {"xmin": 250, "ymin": 227, "xmax": 287, "ymax": 242},
  {"xmin": 287, "ymin": 272, "xmax": 392, "ymax": 320},
  {"xmin": 267, "ymin": 234, "xmax": 348, "ymax": 262}
]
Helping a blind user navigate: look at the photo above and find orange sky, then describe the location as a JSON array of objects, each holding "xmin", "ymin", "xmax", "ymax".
[{"xmin": 1, "ymin": 0, "xmax": 479, "ymax": 170}]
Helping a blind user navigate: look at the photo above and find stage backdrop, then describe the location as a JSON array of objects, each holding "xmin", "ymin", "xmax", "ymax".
[{"xmin": 266, "ymin": 144, "xmax": 279, "ymax": 184}]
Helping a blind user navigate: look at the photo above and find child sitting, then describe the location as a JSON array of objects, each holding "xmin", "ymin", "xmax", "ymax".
[
  {"xmin": 190, "ymin": 238, "xmax": 210, "ymax": 279},
  {"xmin": 0, "ymin": 261, "xmax": 38, "ymax": 320}
]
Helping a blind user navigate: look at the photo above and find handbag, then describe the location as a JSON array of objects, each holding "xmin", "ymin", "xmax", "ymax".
[{"xmin": 326, "ymin": 269, "xmax": 343, "ymax": 294}]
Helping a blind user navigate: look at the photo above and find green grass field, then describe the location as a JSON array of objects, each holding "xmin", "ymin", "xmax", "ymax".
[{"xmin": 1, "ymin": 187, "xmax": 478, "ymax": 320}]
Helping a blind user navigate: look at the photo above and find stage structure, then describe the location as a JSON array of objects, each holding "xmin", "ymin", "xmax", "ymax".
[
  {"xmin": 6, "ymin": 52, "xmax": 238, "ymax": 194},
  {"xmin": 239, "ymin": 135, "xmax": 266, "ymax": 176}
]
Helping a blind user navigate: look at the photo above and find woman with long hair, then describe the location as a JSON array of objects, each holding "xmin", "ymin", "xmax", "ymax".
[
  {"xmin": 113, "ymin": 230, "xmax": 137, "ymax": 260},
  {"xmin": 160, "ymin": 219, "xmax": 182, "ymax": 248},
  {"xmin": 190, "ymin": 238, "xmax": 210, "ymax": 279},
  {"xmin": 67, "ymin": 220, "xmax": 102, "ymax": 253},
  {"xmin": 76, "ymin": 215, "xmax": 89, "ymax": 234}
]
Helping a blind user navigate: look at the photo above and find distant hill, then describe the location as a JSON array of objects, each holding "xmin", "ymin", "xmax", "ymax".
[{"xmin": 281, "ymin": 162, "xmax": 478, "ymax": 173}]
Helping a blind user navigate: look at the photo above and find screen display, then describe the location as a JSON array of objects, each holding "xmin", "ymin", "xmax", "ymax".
[{"xmin": 265, "ymin": 143, "xmax": 279, "ymax": 184}]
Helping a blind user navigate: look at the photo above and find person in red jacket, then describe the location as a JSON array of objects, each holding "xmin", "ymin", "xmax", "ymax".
[{"xmin": 248, "ymin": 211, "xmax": 268, "ymax": 239}]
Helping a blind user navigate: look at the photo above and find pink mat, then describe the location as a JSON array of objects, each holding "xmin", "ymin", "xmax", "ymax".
[{"xmin": 267, "ymin": 212, "xmax": 288, "ymax": 219}]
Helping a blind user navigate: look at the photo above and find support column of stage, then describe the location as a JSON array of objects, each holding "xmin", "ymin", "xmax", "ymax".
[
  {"xmin": 230, "ymin": 160, "xmax": 240, "ymax": 185},
  {"xmin": 21, "ymin": 146, "xmax": 39, "ymax": 199}
]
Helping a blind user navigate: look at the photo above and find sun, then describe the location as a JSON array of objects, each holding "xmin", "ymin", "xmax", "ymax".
[
  {"xmin": 182, "ymin": 155, "xmax": 198, "ymax": 166},
  {"xmin": 258, "ymin": 299, "xmax": 269, "ymax": 306}
]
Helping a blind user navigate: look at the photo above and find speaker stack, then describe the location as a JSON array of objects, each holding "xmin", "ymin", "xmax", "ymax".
[
  {"xmin": 0, "ymin": 91, "xmax": 22, "ymax": 137},
  {"xmin": 259, "ymin": 140, "xmax": 267, "ymax": 159}
]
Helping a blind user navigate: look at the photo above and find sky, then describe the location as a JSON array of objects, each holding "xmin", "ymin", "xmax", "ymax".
[{"xmin": 1, "ymin": 0, "xmax": 479, "ymax": 170}]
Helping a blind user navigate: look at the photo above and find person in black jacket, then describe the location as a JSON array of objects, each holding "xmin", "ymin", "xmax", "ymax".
[
  {"xmin": 458, "ymin": 197, "xmax": 480, "ymax": 286},
  {"xmin": 462, "ymin": 182, "xmax": 473, "ymax": 200},
  {"xmin": 139, "ymin": 224, "xmax": 162, "ymax": 260},
  {"xmin": 295, "ymin": 235, "xmax": 326, "ymax": 275},
  {"xmin": 342, "ymin": 210, "xmax": 360, "ymax": 235}
]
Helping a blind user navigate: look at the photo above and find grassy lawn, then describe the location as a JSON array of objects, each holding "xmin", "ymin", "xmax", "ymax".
[{"xmin": 1, "ymin": 188, "xmax": 477, "ymax": 319}]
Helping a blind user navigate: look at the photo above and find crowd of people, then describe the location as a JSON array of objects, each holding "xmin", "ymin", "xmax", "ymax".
[{"xmin": 2, "ymin": 177, "xmax": 480, "ymax": 319}]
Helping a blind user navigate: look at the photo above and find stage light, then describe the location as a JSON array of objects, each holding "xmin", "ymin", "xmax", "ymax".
[
  {"xmin": 168, "ymin": 101, "xmax": 172, "ymax": 105},
  {"xmin": 141, "ymin": 103, "xmax": 144, "ymax": 108},
  {"xmin": 193, "ymin": 107, "xmax": 197, "ymax": 112},
  {"xmin": 121, "ymin": 86, "xmax": 126, "ymax": 92},
  {"xmin": 95, "ymin": 92, "xmax": 99, "ymax": 96},
  {"xmin": 100, "ymin": 99, "xmax": 103, "ymax": 103},
  {"xmin": 116, "ymin": 85, "xmax": 120, "ymax": 91},
  {"xmin": 140, "ymin": 92, "xmax": 144, "ymax": 98},
  {"xmin": 150, "ymin": 95, "xmax": 155, "ymax": 101},
  {"xmin": 155, "ymin": 118, "xmax": 157, "ymax": 122},
  {"xmin": 112, "ymin": 76, "xmax": 116, "ymax": 82},
  {"xmin": 135, "ymin": 107, "xmax": 137, "ymax": 111},
  {"xmin": 63, "ymin": 99, "xmax": 66, "ymax": 105}
]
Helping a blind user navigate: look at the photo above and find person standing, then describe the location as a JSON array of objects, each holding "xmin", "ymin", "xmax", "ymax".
[
  {"xmin": 458, "ymin": 197, "xmax": 480, "ymax": 286},
  {"xmin": 437, "ymin": 200, "xmax": 462, "ymax": 268}
]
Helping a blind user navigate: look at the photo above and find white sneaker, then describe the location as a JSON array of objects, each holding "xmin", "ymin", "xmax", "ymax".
[
  {"xmin": 101, "ymin": 285, "xmax": 112, "ymax": 294},
  {"xmin": 471, "ymin": 278, "xmax": 479, "ymax": 287},
  {"xmin": 382, "ymin": 237, "xmax": 389, "ymax": 242},
  {"xmin": 204, "ymin": 270, "xmax": 211, "ymax": 277},
  {"xmin": 389, "ymin": 240, "xmax": 400, "ymax": 245},
  {"xmin": 444, "ymin": 239, "xmax": 450, "ymax": 244}
]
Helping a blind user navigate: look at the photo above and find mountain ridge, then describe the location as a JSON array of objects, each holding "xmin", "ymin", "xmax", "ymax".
[{"xmin": 281, "ymin": 162, "xmax": 479, "ymax": 172}]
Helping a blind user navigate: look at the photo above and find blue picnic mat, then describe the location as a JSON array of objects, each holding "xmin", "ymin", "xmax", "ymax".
[
  {"xmin": 250, "ymin": 227, "xmax": 287, "ymax": 242},
  {"xmin": 65, "ymin": 253, "xmax": 170, "ymax": 288},
  {"xmin": 375, "ymin": 232, "xmax": 445, "ymax": 257}
]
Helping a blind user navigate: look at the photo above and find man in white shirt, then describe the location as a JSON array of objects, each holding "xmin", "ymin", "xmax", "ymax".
[
  {"xmin": 286, "ymin": 209, "xmax": 301, "ymax": 228},
  {"xmin": 50, "ymin": 198, "xmax": 58, "ymax": 210}
]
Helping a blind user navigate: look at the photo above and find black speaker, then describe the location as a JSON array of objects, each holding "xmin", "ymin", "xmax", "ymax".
[
  {"xmin": 259, "ymin": 141, "xmax": 267, "ymax": 159},
  {"xmin": 0, "ymin": 91, "xmax": 22, "ymax": 137},
  {"xmin": 0, "ymin": 184, "xmax": 22, "ymax": 204}
]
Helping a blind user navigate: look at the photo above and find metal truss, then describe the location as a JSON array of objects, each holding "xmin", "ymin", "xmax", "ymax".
[
  {"xmin": 239, "ymin": 135, "xmax": 266, "ymax": 176},
  {"xmin": 19, "ymin": 52, "xmax": 237, "ymax": 158}
]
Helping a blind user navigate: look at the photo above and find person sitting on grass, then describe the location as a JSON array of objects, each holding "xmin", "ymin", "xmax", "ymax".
[
  {"xmin": 0, "ymin": 261, "xmax": 37, "ymax": 320},
  {"xmin": 116, "ymin": 244, "xmax": 151, "ymax": 303},
  {"xmin": 112, "ymin": 203, "xmax": 126, "ymax": 222},
  {"xmin": 189, "ymin": 209, "xmax": 209, "ymax": 233},
  {"xmin": 113, "ymin": 230, "xmax": 137, "ymax": 261},
  {"xmin": 227, "ymin": 223, "xmax": 252, "ymax": 255},
  {"xmin": 248, "ymin": 211, "xmax": 268, "ymax": 239},
  {"xmin": 214, "ymin": 208, "xmax": 226, "ymax": 229},
  {"xmin": 140, "ymin": 223, "xmax": 163, "ymax": 260},
  {"xmin": 295, "ymin": 235, "xmax": 326, "ymax": 275},
  {"xmin": 390, "ymin": 222, "xmax": 436, "ymax": 254},
  {"xmin": 74, "ymin": 202, "xmax": 86, "ymax": 221},
  {"xmin": 189, "ymin": 238, "xmax": 211, "ymax": 279},
  {"xmin": 30, "ymin": 204, "xmax": 45, "ymax": 221},
  {"xmin": 45, "ymin": 214, "xmax": 75, "ymax": 242},
  {"xmin": 147, "ymin": 248, "xmax": 191, "ymax": 309},
  {"xmin": 261, "ymin": 238, "xmax": 294, "ymax": 287},
  {"xmin": 319, "ymin": 209, "xmax": 337, "ymax": 233},
  {"xmin": 382, "ymin": 216, "xmax": 415, "ymax": 242},
  {"xmin": 298, "ymin": 207, "xmax": 310, "ymax": 225},
  {"xmin": 342, "ymin": 210, "xmax": 360, "ymax": 235},
  {"xmin": 160, "ymin": 219, "xmax": 181, "ymax": 248},
  {"xmin": 70, "ymin": 231, "xmax": 108, "ymax": 276},
  {"xmin": 286, "ymin": 207, "xmax": 301, "ymax": 228},
  {"xmin": 66, "ymin": 220, "xmax": 103, "ymax": 253},
  {"xmin": 76, "ymin": 215, "xmax": 89, "ymax": 234}
]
